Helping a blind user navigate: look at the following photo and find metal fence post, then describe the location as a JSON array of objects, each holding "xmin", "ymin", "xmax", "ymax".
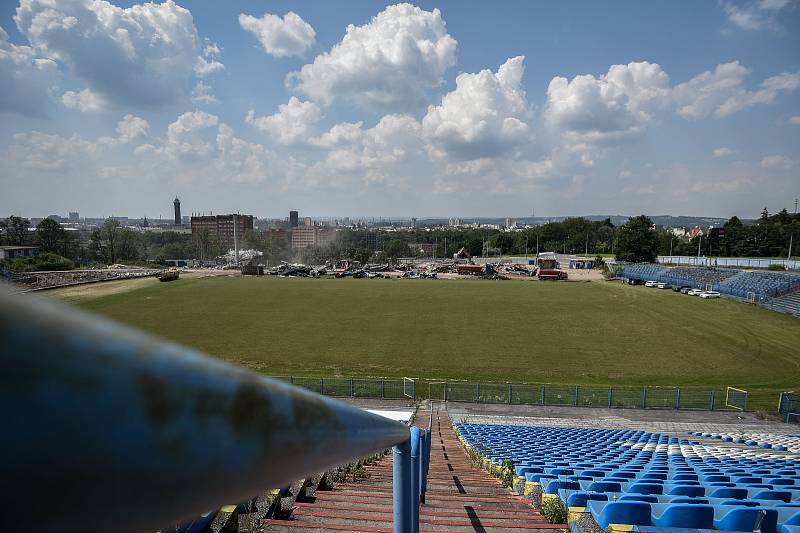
[
  {"xmin": 289, "ymin": 376, "xmax": 294, "ymax": 385},
  {"xmin": 320, "ymin": 377, "xmax": 325, "ymax": 395},
  {"xmin": 381, "ymin": 379, "xmax": 385, "ymax": 399},
  {"xmin": 508, "ymin": 384, "xmax": 512, "ymax": 404},
  {"xmin": 744, "ymin": 391, "xmax": 748, "ymax": 411},
  {"xmin": 574, "ymin": 386, "xmax": 579, "ymax": 406},
  {"xmin": 350, "ymin": 378, "xmax": 355, "ymax": 397},
  {"xmin": 410, "ymin": 426, "xmax": 421, "ymax": 533},
  {"xmin": 541, "ymin": 384, "xmax": 545, "ymax": 405},
  {"xmin": 641, "ymin": 387, "xmax": 647, "ymax": 409},
  {"xmin": 475, "ymin": 383, "xmax": 480, "ymax": 402},
  {"xmin": 420, "ymin": 429, "xmax": 429, "ymax": 503},
  {"xmin": 393, "ymin": 434, "xmax": 412, "ymax": 533},
  {"xmin": 710, "ymin": 390, "xmax": 715, "ymax": 411},
  {"xmin": 608, "ymin": 388, "xmax": 613, "ymax": 408},
  {"xmin": 675, "ymin": 388, "xmax": 681, "ymax": 410}
]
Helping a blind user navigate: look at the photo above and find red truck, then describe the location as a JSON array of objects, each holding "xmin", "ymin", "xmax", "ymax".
[
  {"xmin": 537, "ymin": 269, "xmax": 568, "ymax": 280},
  {"xmin": 456, "ymin": 264, "xmax": 484, "ymax": 275}
]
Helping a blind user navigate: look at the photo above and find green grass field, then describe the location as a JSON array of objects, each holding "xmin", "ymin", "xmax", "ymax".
[{"xmin": 72, "ymin": 276, "xmax": 800, "ymax": 411}]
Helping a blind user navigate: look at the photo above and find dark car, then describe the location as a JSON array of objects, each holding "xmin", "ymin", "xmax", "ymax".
[{"xmin": 673, "ymin": 285, "xmax": 689, "ymax": 292}]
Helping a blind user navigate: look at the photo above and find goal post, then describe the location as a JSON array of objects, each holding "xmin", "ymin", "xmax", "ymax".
[
  {"xmin": 403, "ymin": 377, "xmax": 415, "ymax": 399},
  {"xmin": 428, "ymin": 381, "xmax": 447, "ymax": 402},
  {"xmin": 725, "ymin": 386, "xmax": 748, "ymax": 411}
]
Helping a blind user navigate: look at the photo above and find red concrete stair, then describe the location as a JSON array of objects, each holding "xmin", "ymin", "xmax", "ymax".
[{"xmin": 263, "ymin": 408, "xmax": 566, "ymax": 532}]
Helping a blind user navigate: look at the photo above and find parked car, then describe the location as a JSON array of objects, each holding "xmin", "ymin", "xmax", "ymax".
[
  {"xmin": 699, "ymin": 290, "xmax": 721, "ymax": 299},
  {"xmin": 657, "ymin": 283, "xmax": 670, "ymax": 289},
  {"xmin": 645, "ymin": 280, "xmax": 658, "ymax": 287},
  {"xmin": 673, "ymin": 285, "xmax": 689, "ymax": 292},
  {"xmin": 680, "ymin": 287, "xmax": 693, "ymax": 294},
  {"xmin": 687, "ymin": 288, "xmax": 704, "ymax": 296}
]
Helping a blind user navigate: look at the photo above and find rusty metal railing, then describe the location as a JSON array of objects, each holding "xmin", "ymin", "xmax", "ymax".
[{"xmin": 0, "ymin": 288, "xmax": 412, "ymax": 532}]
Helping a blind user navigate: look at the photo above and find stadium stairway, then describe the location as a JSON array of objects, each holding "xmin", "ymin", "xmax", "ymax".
[{"xmin": 263, "ymin": 408, "xmax": 565, "ymax": 532}]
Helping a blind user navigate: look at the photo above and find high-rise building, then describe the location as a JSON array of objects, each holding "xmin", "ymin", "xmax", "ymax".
[
  {"xmin": 174, "ymin": 197, "xmax": 182, "ymax": 226},
  {"xmin": 69, "ymin": 212, "xmax": 79, "ymax": 221},
  {"xmin": 303, "ymin": 216, "xmax": 313, "ymax": 227},
  {"xmin": 291, "ymin": 226, "xmax": 334, "ymax": 249},
  {"xmin": 289, "ymin": 210, "xmax": 299, "ymax": 228},
  {"xmin": 191, "ymin": 213, "xmax": 254, "ymax": 252}
]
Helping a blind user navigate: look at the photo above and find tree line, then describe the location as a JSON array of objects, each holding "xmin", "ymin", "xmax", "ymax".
[{"xmin": 1, "ymin": 210, "xmax": 797, "ymax": 271}]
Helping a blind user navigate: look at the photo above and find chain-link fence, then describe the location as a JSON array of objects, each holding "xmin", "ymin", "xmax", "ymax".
[
  {"xmin": 779, "ymin": 392, "xmax": 800, "ymax": 422},
  {"xmin": 272, "ymin": 376, "xmax": 744, "ymax": 411}
]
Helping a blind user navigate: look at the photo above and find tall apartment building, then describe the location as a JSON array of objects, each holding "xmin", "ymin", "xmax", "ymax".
[
  {"xmin": 291, "ymin": 227, "xmax": 335, "ymax": 249},
  {"xmin": 191, "ymin": 214, "xmax": 254, "ymax": 252}
]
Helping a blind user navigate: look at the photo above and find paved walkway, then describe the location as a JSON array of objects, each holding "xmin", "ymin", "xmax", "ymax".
[{"xmin": 264, "ymin": 407, "xmax": 565, "ymax": 532}]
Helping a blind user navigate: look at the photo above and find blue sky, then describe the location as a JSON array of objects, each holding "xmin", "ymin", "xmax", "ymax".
[{"xmin": 0, "ymin": 0, "xmax": 798, "ymax": 220}]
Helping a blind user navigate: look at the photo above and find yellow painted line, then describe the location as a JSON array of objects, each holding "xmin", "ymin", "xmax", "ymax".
[
  {"xmin": 567, "ymin": 506, "xmax": 586, "ymax": 523},
  {"xmin": 220, "ymin": 505, "xmax": 237, "ymax": 513}
]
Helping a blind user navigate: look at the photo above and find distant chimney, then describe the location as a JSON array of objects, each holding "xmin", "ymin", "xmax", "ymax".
[{"xmin": 173, "ymin": 197, "xmax": 181, "ymax": 225}]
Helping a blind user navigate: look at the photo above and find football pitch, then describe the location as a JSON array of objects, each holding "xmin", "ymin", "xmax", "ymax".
[{"xmin": 68, "ymin": 275, "xmax": 800, "ymax": 411}]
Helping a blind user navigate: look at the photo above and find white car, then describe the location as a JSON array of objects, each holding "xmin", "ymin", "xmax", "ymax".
[
  {"xmin": 699, "ymin": 291, "xmax": 721, "ymax": 299},
  {"xmin": 645, "ymin": 281, "xmax": 658, "ymax": 287},
  {"xmin": 687, "ymin": 288, "xmax": 704, "ymax": 296},
  {"xmin": 657, "ymin": 283, "xmax": 670, "ymax": 289}
]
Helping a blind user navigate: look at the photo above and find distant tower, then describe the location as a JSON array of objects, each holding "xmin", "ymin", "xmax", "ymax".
[
  {"xmin": 289, "ymin": 210, "xmax": 299, "ymax": 228},
  {"xmin": 173, "ymin": 197, "xmax": 181, "ymax": 225}
]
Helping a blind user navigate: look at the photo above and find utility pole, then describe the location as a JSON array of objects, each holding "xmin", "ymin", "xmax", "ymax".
[
  {"xmin": 789, "ymin": 234, "xmax": 794, "ymax": 260},
  {"xmin": 697, "ymin": 235, "xmax": 702, "ymax": 259},
  {"xmin": 233, "ymin": 213, "xmax": 239, "ymax": 265},
  {"xmin": 669, "ymin": 237, "xmax": 674, "ymax": 257},
  {"xmin": 536, "ymin": 232, "xmax": 539, "ymax": 257},
  {"xmin": 585, "ymin": 232, "xmax": 589, "ymax": 256}
]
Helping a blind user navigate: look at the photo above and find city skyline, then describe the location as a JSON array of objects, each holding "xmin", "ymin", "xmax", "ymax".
[{"xmin": 1, "ymin": 1, "xmax": 798, "ymax": 219}]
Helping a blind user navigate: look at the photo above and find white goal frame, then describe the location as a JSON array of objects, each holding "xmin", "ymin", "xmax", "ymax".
[
  {"xmin": 403, "ymin": 377, "xmax": 416, "ymax": 399},
  {"xmin": 428, "ymin": 381, "xmax": 447, "ymax": 402},
  {"xmin": 725, "ymin": 386, "xmax": 748, "ymax": 411}
]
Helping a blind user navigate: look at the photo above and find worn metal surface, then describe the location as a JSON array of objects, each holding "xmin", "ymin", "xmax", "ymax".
[
  {"xmin": 0, "ymin": 289, "xmax": 409, "ymax": 533},
  {"xmin": 393, "ymin": 437, "xmax": 412, "ymax": 533}
]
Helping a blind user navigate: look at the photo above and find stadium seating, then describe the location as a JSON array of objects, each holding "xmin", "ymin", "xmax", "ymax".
[
  {"xmin": 455, "ymin": 423, "xmax": 800, "ymax": 532},
  {"xmin": 689, "ymin": 432, "xmax": 800, "ymax": 454},
  {"xmin": 621, "ymin": 263, "xmax": 800, "ymax": 300}
]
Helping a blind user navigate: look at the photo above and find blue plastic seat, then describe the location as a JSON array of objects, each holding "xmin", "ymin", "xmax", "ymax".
[
  {"xmin": 629, "ymin": 483, "xmax": 663, "ymax": 495},
  {"xmin": 714, "ymin": 506, "xmax": 778, "ymax": 533},
  {"xmin": 545, "ymin": 480, "xmax": 580, "ymax": 494},
  {"xmin": 566, "ymin": 491, "xmax": 608, "ymax": 507},
  {"xmin": 652, "ymin": 504, "xmax": 714, "ymax": 529},
  {"xmin": 588, "ymin": 481, "xmax": 622, "ymax": 493},
  {"xmin": 668, "ymin": 485, "xmax": 705, "ymax": 497},
  {"xmin": 589, "ymin": 501, "xmax": 652, "ymax": 528},
  {"xmin": 754, "ymin": 490, "xmax": 792, "ymax": 503},
  {"xmin": 620, "ymin": 494, "xmax": 659, "ymax": 503},
  {"xmin": 711, "ymin": 487, "xmax": 749, "ymax": 499}
]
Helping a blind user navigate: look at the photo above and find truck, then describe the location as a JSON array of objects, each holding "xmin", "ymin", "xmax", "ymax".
[
  {"xmin": 537, "ymin": 269, "xmax": 568, "ymax": 281},
  {"xmin": 456, "ymin": 264, "xmax": 484, "ymax": 275}
]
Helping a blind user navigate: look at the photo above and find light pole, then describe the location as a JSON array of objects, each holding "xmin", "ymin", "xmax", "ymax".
[{"xmin": 669, "ymin": 237, "xmax": 673, "ymax": 257}]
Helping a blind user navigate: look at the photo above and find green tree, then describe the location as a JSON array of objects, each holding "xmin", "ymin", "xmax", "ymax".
[
  {"xmin": 35, "ymin": 218, "xmax": 67, "ymax": 253},
  {"xmin": 385, "ymin": 239, "xmax": 409, "ymax": 259},
  {"xmin": 1, "ymin": 215, "xmax": 30, "ymax": 245},
  {"xmin": 614, "ymin": 215, "xmax": 659, "ymax": 262}
]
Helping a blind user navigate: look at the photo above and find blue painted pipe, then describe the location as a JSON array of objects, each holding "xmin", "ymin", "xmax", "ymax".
[
  {"xmin": 393, "ymin": 435, "xmax": 412, "ymax": 533},
  {"xmin": 420, "ymin": 430, "xmax": 428, "ymax": 503},
  {"xmin": 0, "ymin": 289, "xmax": 409, "ymax": 533},
  {"xmin": 410, "ymin": 426, "xmax": 421, "ymax": 533}
]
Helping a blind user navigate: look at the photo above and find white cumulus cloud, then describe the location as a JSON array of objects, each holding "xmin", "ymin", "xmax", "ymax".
[
  {"xmin": 423, "ymin": 56, "xmax": 531, "ymax": 160},
  {"xmin": 0, "ymin": 25, "xmax": 59, "ymax": 116},
  {"xmin": 246, "ymin": 97, "xmax": 322, "ymax": 145},
  {"xmin": 544, "ymin": 61, "xmax": 670, "ymax": 144},
  {"xmin": 761, "ymin": 154, "xmax": 795, "ymax": 169},
  {"xmin": 673, "ymin": 61, "xmax": 800, "ymax": 119},
  {"xmin": 239, "ymin": 11, "xmax": 316, "ymax": 58},
  {"xmin": 721, "ymin": 0, "xmax": 794, "ymax": 31},
  {"xmin": 713, "ymin": 147, "xmax": 736, "ymax": 157},
  {"xmin": 286, "ymin": 3, "xmax": 457, "ymax": 111},
  {"xmin": 15, "ymin": 0, "xmax": 223, "ymax": 109},
  {"xmin": 62, "ymin": 88, "xmax": 107, "ymax": 112}
]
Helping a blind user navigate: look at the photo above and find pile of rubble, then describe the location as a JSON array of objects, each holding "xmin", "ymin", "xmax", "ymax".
[{"xmin": 5, "ymin": 268, "xmax": 161, "ymax": 292}]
